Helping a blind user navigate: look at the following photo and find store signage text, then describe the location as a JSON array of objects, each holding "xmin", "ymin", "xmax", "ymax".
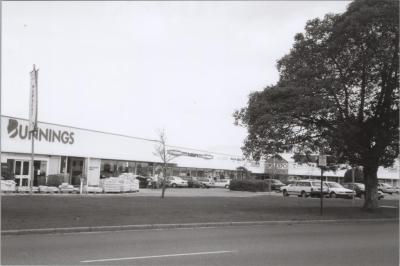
[
  {"xmin": 265, "ymin": 163, "xmax": 288, "ymax": 169},
  {"xmin": 7, "ymin": 119, "xmax": 75, "ymax": 145},
  {"xmin": 167, "ymin": 149, "xmax": 214, "ymax": 160}
]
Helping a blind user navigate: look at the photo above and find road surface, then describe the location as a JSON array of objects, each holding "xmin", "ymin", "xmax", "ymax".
[{"xmin": 2, "ymin": 222, "xmax": 398, "ymax": 266}]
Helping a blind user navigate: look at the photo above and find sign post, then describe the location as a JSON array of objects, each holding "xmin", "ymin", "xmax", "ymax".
[
  {"xmin": 318, "ymin": 155, "xmax": 327, "ymax": 216},
  {"xmin": 29, "ymin": 65, "xmax": 38, "ymax": 194}
]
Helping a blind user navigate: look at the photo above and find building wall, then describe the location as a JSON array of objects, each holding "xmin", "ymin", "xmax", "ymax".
[{"xmin": 87, "ymin": 158, "xmax": 101, "ymax": 186}]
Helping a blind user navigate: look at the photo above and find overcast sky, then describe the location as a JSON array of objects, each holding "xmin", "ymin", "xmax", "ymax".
[{"xmin": 2, "ymin": 1, "xmax": 349, "ymax": 156}]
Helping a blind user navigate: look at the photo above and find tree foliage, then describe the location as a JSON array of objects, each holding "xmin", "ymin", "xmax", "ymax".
[{"xmin": 234, "ymin": 0, "xmax": 399, "ymax": 209}]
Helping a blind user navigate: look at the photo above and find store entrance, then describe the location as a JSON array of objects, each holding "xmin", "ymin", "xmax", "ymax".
[
  {"xmin": 14, "ymin": 160, "xmax": 30, "ymax": 186},
  {"xmin": 69, "ymin": 157, "xmax": 85, "ymax": 186}
]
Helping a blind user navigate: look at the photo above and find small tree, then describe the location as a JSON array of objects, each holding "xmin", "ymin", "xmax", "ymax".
[{"xmin": 154, "ymin": 129, "xmax": 179, "ymax": 198}]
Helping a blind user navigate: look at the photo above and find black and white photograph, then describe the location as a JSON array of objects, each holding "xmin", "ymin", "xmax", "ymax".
[{"xmin": 1, "ymin": 0, "xmax": 399, "ymax": 265}]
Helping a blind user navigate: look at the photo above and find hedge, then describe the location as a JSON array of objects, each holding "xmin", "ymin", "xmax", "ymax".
[{"xmin": 229, "ymin": 180, "xmax": 271, "ymax": 192}]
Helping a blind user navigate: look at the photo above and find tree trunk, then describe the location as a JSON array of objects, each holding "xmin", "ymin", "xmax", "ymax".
[
  {"xmin": 161, "ymin": 164, "xmax": 167, "ymax": 198},
  {"xmin": 362, "ymin": 163, "xmax": 379, "ymax": 211}
]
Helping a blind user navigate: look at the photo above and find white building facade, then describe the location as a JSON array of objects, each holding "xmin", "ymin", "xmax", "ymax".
[{"xmin": 1, "ymin": 116, "xmax": 264, "ymax": 187}]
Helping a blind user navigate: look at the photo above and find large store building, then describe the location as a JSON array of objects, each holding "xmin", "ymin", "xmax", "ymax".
[
  {"xmin": 1, "ymin": 115, "xmax": 398, "ymax": 187},
  {"xmin": 0, "ymin": 116, "xmax": 264, "ymax": 187}
]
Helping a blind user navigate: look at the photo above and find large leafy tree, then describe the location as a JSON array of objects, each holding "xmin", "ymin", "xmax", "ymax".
[{"xmin": 234, "ymin": 0, "xmax": 399, "ymax": 210}]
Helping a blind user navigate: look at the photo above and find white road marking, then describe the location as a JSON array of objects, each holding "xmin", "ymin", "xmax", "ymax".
[
  {"xmin": 380, "ymin": 205, "xmax": 398, "ymax": 209},
  {"xmin": 81, "ymin": 250, "xmax": 236, "ymax": 263}
]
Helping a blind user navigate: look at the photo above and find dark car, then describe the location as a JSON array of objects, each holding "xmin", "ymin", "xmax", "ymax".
[
  {"xmin": 136, "ymin": 176, "xmax": 151, "ymax": 188},
  {"xmin": 264, "ymin": 179, "xmax": 286, "ymax": 191},
  {"xmin": 342, "ymin": 183, "xmax": 384, "ymax": 200}
]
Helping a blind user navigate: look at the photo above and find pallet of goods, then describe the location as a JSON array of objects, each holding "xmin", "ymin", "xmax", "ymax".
[
  {"xmin": 118, "ymin": 173, "xmax": 140, "ymax": 192},
  {"xmin": 100, "ymin": 178, "xmax": 122, "ymax": 193},
  {"xmin": 17, "ymin": 186, "xmax": 39, "ymax": 193},
  {"xmin": 59, "ymin": 183, "xmax": 75, "ymax": 193},
  {"xmin": 84, "ymin": 186, "xmax": 103, "ymax": 193},
  {"xmin": 39, "ymin": 186, "xmax": 59, "ymax": 193},
  {"xmin": 1, "ymin": 180, "xmax": 16, "ymax": 193}
]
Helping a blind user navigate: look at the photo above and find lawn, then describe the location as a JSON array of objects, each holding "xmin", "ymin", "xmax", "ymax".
[{"xmin": 1, "ymin": 192, "xmax": 398, "ymax": 230}]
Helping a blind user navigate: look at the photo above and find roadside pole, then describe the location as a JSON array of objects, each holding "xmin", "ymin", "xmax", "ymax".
[
  {"xmin": 320, "ymin": 167, "xmax": 324, "ymax": 216},
  {"xmin": 29, "ymin": 65, "xmax": 38, "ymax": 194},
  {"xmin": 269, "ymin": 155, "xmax": 275, "ymax": 192},
  {"xmin": 318, "ymin": 155, "xmax": 327, "ymax": 216},
  {"xmin": 352, "ymin": 166, "xmax": 355, "ymax": 205}
]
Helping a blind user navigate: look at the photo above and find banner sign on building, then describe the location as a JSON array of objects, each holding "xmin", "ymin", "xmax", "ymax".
[
  {"xmin": 167, "ymin": 149, "xmax": 214, "ymax": 160},
  {"xmin": 29, "ymin": 65, "xmax": 38, "ymax": 132}
]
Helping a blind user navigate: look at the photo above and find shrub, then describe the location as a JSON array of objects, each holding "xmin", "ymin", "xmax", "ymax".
[{"xmin": 229, "ymin": 180, "xmax": 271, "ymax": 192}]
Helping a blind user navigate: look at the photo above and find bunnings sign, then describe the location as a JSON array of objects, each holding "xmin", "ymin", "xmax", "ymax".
[{"xmin": 7, "ymin": 118, "xmax": 75, "ymax": 145}]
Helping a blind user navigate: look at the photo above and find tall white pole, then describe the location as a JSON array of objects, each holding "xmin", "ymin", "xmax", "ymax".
[
  {"xmin": 29, "ymin": 131, "xmax": 35, "ymax": 194},
  {"xmin": 29, "ymin": 65, "xmax": 38, "ymax": 194}
]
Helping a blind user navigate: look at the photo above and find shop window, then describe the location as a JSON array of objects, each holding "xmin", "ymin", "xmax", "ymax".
[
  {"xmin": 15, "ymin": 161, "xmax": 22, "ymax": 175},
  {"xmin": 22, "ymin": 161, "xmax": 29, "ymax": 175},
  {"xmin": 60, "ymin": 156, "xmax": 68, "ymax": 173}
]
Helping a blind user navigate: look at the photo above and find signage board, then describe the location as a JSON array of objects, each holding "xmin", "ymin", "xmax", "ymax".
[
  {"xmin": 29, "ymin": 66, "xmax": 38, "ymax": 132},
  {"xmin": 318, "ymin": 155, "xmax": 327, "ymax": 167}
]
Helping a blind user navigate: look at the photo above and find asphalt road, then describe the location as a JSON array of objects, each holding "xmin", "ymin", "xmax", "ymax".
[{"xmin": 2, "ymin": 222, "xmax": 398, "ymax": 266}]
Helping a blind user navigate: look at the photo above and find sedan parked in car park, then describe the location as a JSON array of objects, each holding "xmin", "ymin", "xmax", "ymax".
[
  {"xmin": 212, "ymin": 179, "xmax": 231, "ymax": 189},
  {"xmin": 167, "ymin": 176, "xmax": 188, "ymax": 188},
  {"xmin": 342, "ymin": 182, "xmax": 384, "ymax": 200},
  {"xmin": 264, "ymin": 179, "xmax": 286, "ymax": 191},
  {"xmin": 324, "ymin": 182, "xmax": 355, "ymax": 198},
  {"xmin": 378, "ymin": 183, "xmax": 399, "ymax": 194},
  {"xmin": 197, "ymin": 178, "xmax": 214, "ymax": 188},
  {"xmin": 281, "ymin": 180, "xmax": 329, "ymax": 197}
]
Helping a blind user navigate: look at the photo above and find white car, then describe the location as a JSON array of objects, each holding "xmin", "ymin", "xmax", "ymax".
[
  {"xmin": 324, "ymin": 182, "xmax": 355, "ymax": 198},
  {"xmin": 168, "ymin": 176, "xmax": 188, "ymax": 188},
  {"xmin": 212, "ymin": 179, "xmax": 231, "ymax": 189},
  {"xmin": 378, "ymin": 183, "xmax": 398, "ymax": 194},
  {"xmin": 281, "ymin": 180, "xmax": 329, "ymax": 197}
]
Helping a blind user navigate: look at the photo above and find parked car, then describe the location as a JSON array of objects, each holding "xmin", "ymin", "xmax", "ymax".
[
  {"xmin": 198, "ymin": 177, "xmax": 215, "ymax": 188},
  {"xmin": 378, "ymin": 183, "xmax": 398, "ymax": 194},
  {"xmin": 213, "ymin": 179, "xmax": 231, "ymax": 189},
  {"xmin": 343, "ymin": 183, "xmax": 365, "ymax": 198},
  {"xmin": 186, "ymin": 178, "xmax": 203, "ymax": 188},
  {"xmin": 264, "ymin": 179, "xmax": 286, "ymax": 191},
  {"xmin": 343, "ymin": 182, "xmax": 384, "ymax": 200},
  {"xmin": 135, "ymin": 176, "xmax": 151, "ymax": 188},
  {"xmin": 281, "ymin": 180, "xmax": 328, "ymax": 197},
  {"xmin": 167, "ymin": 176, "xmax": 188, "ymax": 188},
  {"xmin": 324, "ymin": 182, "xmax": 355, "ymax": 198}
]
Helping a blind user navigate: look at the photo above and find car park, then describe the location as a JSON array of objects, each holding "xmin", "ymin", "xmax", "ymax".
[
  {"xmin": 324, "ymin": 182, "xmax": 355, "ymax": 198},
  {"xmin": 168, "ymin": 176, "xmax": 188, "ymax": 188},
  {"xmin": 280, "ymin": 180, "xmax": 328, "ymax": 197},
  {"xmin": 378, "ymin": 183, "xmax": 398, "ymax": 194}
]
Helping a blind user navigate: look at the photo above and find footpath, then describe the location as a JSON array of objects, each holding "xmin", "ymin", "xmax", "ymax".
[{"xmin": 2, "ymin": 189, "xmax": 398, "ymax": 235}]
